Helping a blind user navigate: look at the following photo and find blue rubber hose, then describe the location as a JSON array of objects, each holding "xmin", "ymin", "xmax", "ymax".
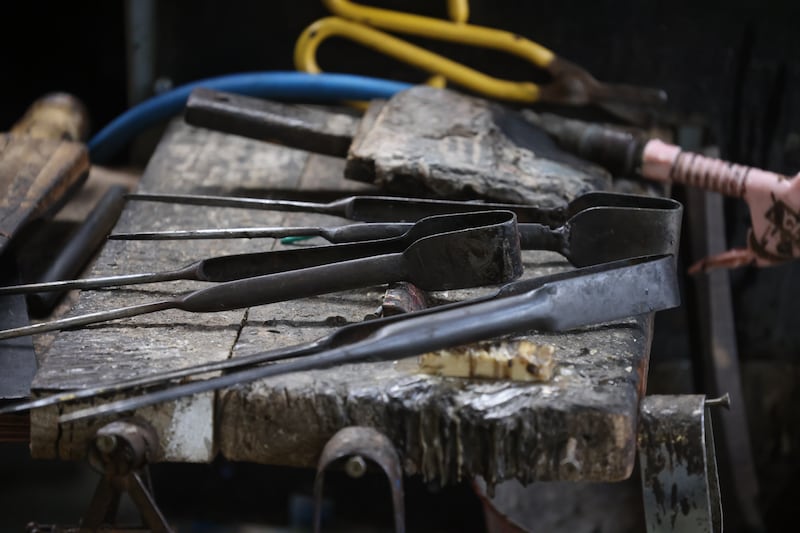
[{"xmin": 88, "ymin": 71, "xmax": 412, "ymax": 163}]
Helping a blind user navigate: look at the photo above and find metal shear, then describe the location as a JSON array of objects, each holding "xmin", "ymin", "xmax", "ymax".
[{"xmin": 295, "ymin": 0, "xmax": 666, "ymax": 115}]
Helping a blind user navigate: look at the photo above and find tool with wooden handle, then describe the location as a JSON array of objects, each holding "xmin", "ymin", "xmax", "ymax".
[{"xmin": 0, "ymin": 92, "xmax": 91, "ymax": 434}]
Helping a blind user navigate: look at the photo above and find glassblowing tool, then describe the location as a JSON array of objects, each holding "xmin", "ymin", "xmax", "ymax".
[
  {"xmin": 110, "ymin": 195, "xmax": 682, "ymax": 268},
  {"xmin": 0, "ymin": 255, "xmax": 676, "ymax": 417},
  {"xmin": 55, "ymin": 254, "xmax": 679, "ymax": 423},
  {"xmin": 0, "ymin": 211, "xmax": 511, "ymax": 295},
  {"xmin": 126, "ymin": 190, "xmax": 678, "ymax": 226},
  {"xmin": 0, "ymin": 211, "xmax": 522, "ymax": 340}
]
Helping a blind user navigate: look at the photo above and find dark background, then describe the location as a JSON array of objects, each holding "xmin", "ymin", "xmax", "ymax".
[{"xmin": 2, "ymin": 1, "xmax": 799, "ymax": 531}]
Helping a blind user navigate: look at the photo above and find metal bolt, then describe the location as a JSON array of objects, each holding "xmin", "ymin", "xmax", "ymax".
[
  {"xmin": 344, "ymin": 455, "xmax": 367, "ymax": 478},
  {"xmin": 95, "ymin": 433, "xmax": 118, "ymax": 454},
  {"xmin": 705, "ymin": 393, "xmax": 731, "ymax": 410}
]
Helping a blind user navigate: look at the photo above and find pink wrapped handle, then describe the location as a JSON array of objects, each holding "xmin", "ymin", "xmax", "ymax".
[{"xmin": 641, "ymin": 139, "xmax": 800, "ymax": 270}]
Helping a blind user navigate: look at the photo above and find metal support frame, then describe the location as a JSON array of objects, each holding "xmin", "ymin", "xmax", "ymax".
[
  {"xmin": 638, "ymin": 395, "xmax": 722, "ymax": 533},
  {"xmin": 26, "ymin": 419, "xmax": 171, "ymax": 532},
  {"xmin": 313, "ymin": 426, "xmax": 406, "ymax": 533}
]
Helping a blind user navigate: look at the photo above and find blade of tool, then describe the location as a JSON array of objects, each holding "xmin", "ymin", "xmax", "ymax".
[
  {"xmin": 112, "ymin": 199, "xmax": 682, "ymax": 267},
  {"xmin": 0, "ymin": 255, "xmax": 669, "ymax": 415},
  {"xmin": 0, "ymin": 211, "xmax": 521, "ymax": 340},
  {"xmin": 125, "ymin": 191, "xmax": 679, "ymax": 226},
  {"xmin": 0, "ymin": 212, "xmax": 508, "ymax": 295},
  {"xmin": 58, "ymin": 254, "xmax": 679, "ymax": 423}
]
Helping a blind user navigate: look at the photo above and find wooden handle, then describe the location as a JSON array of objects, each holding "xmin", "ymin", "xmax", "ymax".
[{"xmin": 10, "ymin": 92, "xmax": 90, "ymax": 142}]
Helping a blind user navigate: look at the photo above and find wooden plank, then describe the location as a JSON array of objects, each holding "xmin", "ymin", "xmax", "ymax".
[
  {"xmin": 30, "ymin": 122, "xmax": 309, "ymax": 461},
  {"xmin": 0, "ymin": 134, "xmax": 89, "ymax": 254}
]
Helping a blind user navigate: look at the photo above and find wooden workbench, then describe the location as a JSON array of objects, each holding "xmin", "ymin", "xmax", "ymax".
[{"xmin": 30, "ymin": 120, "xmax": 652, "ymax": 487}]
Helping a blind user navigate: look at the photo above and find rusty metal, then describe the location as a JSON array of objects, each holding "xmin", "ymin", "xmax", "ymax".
[
  {"xmin": 313, "ymin": 426, "xmax": 405, "ymax": 533},
  {"xmin": 638, "ymin": 395, "xmax": 722, "ymax": 533},
  {"xmin": 80, "ymin": 419, "xmax": 171, "ymax": 533},
  {"xmin": 56, "ymin": 253, "xmax": 679, "ymax": 423},
  {"xmin": 382, "ymin": 282, "xmax": 430, "ymax": 316},
  {"xmin": 0, "ymin": 211, "xmax": 522, "ymax": 341}
]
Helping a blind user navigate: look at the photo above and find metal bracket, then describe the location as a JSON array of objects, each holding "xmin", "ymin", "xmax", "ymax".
[
  {"xmin": 81, "ymin": 419, "xmax": 171, "ymax": 533},
  {"xmin": 313, "ymin": 426, "xmax": 405, "ymax": 533},
  {"xmin": 638, "ymin": 395, "xmax": 723, "ymax": 533}
]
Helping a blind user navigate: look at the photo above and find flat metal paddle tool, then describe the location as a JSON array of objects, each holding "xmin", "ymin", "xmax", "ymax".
[
  {"xmin": 56, "ymin": 254, "xmax": 679, "ymax": 423},
  {"xmin": 0, "ymin": 211, "xmax": 522, "ymax": 340},
  {"xmin": 112, "ymin": 197, "xmax": 683, "ymax": 267},
  {"xmin": 0, "ymin": 211, "xmax": 509, "ymax": 295}
]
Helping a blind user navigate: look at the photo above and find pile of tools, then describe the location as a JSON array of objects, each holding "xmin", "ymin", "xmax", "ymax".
[
  {"xmin": 0, "ymin": 86, "xmax": 688, "ymax": 424},
  {"xmin": 4, "ymin": 81, "xmax": 794, "ymax": 446}
]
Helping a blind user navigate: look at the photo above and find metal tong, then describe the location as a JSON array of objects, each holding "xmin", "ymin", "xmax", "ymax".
[
  {"xmin": 0, "ymin": 211, "xmax": 515, "ymax": 295},
  {"xmin": 111, "ymin": 194, "xmax": 681, "ymax": 268},
  {"xmin": 126, "ymin": 190, "xmax": 675, "ymax": 225},
  {"xmin": 0, "ymin": 211, "xmax": 522, "ymax": 340},
  {"xmin": 40, "ymin": 254, "xmax": 678, "ymax": 423}
]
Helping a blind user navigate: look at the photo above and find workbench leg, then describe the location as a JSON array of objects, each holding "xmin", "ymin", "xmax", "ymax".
[{"xmin": 638, "ymin": 395, "xmax": 723, "ymax": 533}]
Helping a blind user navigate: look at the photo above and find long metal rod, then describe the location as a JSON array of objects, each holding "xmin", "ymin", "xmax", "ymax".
[
  {"xmin": 125, "ymin": 190, "xmax": 681, "ymax": 225},
  {"xmin": 58, "ymin": 254, "xmax": 679, "ymax": 422},
  {"xmin": 109, "ymin": 223, "xmax": 411, "ymax": 242},
  {"xmin": 0, "ymin": 269, "xmax": 195, "ymax": 295},
  {"xmin": 0, "ymin": 253, "xmax": 399, "ymax": 340},
  {"xmin": 0, "ymin": 301, "xmax": 174, "ymax": 340},
  {"xmin": 0, "ymin": 255, "xmax": 656, "ymax": 416}
]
